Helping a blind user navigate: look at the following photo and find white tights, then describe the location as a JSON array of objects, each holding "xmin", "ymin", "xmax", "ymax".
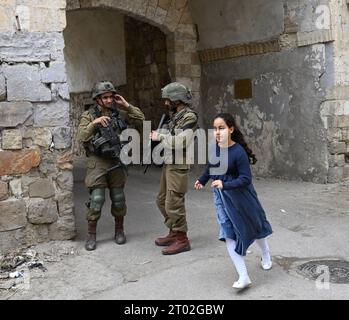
[
  {"xmin": 255, "ymin": 238, "xmax": 272, "ymax": 265},
  {"xmin": 226, "ymin": 237, "xmax": 272, "ymax": 280},
  {"xmin": 225, "ymin": 238, "xmax": 249, "ymax": 281}
]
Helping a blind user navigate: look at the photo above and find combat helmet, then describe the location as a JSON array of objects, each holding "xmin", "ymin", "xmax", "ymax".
[
  {"xmin": 92, "ymin": 81, "xmax": 117, "ymax": 100},
  {"xmin": 161, "ymin": 82, "xmax": 192, "ymax": 104}
]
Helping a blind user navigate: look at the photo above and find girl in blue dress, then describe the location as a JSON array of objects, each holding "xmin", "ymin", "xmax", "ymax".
[{"xmin": 194, "ymin": 113, "xmax": 273, "ymax": 289}]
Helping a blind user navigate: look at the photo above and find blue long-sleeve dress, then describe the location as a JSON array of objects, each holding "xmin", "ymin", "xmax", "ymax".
[{"xmin": 198, "ymin": 143, "xmax": 272, "ymax": 256}]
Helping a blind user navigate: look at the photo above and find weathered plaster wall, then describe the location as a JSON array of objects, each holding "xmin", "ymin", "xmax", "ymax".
[
  {"xmin": 201, "ymin": 45, "xmax": 329, "ymax": 182},
  {"xmin": 189, "ymin": 0, "xmax": 284, "ymax": 50},
  {"xmin": 191, "ymin": 0, "xmax": 349, "ymax": 183},
  {"xmin": 63, "ymin": 9, "xmax": 127, "ymax": 93}
]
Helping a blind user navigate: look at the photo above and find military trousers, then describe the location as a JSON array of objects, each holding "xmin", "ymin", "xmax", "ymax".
[
  {"xmin": 156, "ymin": 164, "xmax": 190, "ymax": 233},
  {"xmin": 85, "ymin": 156, "xmax": 127, "ymax": 221}
]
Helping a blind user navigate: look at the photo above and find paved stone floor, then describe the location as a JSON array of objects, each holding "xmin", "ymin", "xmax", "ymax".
[{"xmin": 1, "ymin": 163, "xmax": 349, "ymax": 300}]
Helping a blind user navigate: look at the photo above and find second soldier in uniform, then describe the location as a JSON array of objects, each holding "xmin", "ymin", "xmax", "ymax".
[{"xmin": 151, "ymin": 82, "xmax": 198, "ymax": 255}]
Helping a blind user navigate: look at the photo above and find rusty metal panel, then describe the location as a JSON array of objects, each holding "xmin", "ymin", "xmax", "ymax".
[{"xmin": 234, "ymin": 79, "xmax": 252, "ymax": 99}]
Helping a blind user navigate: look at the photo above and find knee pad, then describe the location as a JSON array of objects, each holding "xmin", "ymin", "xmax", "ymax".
[
  {"xmin": 90, "ymin": 188, "xmax": 106, "ymax": 213},
  {"xmin": 110, "ymin": 188, "xmax": 126, "ymax": 210}
]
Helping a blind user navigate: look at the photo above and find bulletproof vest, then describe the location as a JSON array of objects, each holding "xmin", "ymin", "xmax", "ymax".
[
  {"xmin": 165, "ymin": 108, "xmax": 199, "ymax": 164},
  {"xmin": 86, "ymin": 105, "xmax": 127, "ymax": 159},
  {"xmin": 167, "ymin": 107, "xmax": 198, "ymax": 134}
]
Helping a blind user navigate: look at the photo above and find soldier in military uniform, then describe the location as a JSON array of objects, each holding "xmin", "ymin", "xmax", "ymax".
[
  {"xmin": 150, "ymin": 82, "xmax": 198, "ymax": 255},
  {"xmin": 77, "ymin": 81, "xmax": 145, "ymax": 251}
]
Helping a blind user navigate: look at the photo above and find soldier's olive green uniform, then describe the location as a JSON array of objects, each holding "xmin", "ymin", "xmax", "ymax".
[
  {"xmin": 156, "ymin": 107, "xmax": 198, "ymax": 233},
  {"xmin": 77, "ymin": 104, "xmax": 145, "ymax": 221}
]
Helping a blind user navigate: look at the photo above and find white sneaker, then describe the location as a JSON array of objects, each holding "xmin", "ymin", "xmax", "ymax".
[
  {"xmin": 261, "ymin": 258, "xmax": 272, "ymax": 270},
  {"xmin": 232, "ymin": 277, "xmax": 252, "ymax": 289}
]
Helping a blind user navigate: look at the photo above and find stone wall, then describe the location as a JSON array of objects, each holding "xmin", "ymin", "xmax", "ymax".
[
  {"xmin": 123, "ymin": 16, "xmax": 171, "ymax": 126},
  {"xmin": 0, "ymin": 1, "xmax": 75, "ymax": 251},
  {"xmin": 319, "ymin": 0, "xmax": 349, "ymax": 182}
]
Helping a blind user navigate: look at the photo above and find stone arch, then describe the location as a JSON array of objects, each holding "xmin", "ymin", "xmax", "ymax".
[{"xmin": 65, "ymin": 0, "xmax": 201, "ymax": 109}]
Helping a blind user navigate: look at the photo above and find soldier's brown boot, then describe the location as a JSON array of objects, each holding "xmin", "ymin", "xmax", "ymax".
[
  {"xmin": 155, "ymin": 230, "xmax": 177, "ymax": 246},
  {"xmin": 85, "ymin": 220, "xmax": 97, "ymax": 251},
  {"xmin": 162, "ymin": 232, "xmax": 191, "ymax": 255},
  {"xmin": 115, "ymin": 216, "xmax": 126, "ymax": 245}
]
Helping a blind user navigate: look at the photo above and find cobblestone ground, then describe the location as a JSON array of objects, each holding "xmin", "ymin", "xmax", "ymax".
[{"xmin": 1, "ymin": 166, "xmax": 349, "ymax": 300}]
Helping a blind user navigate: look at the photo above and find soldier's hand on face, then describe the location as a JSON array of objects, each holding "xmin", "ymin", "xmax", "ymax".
[
  {"xmin": 93, "ymin": 116, "xmax": 110, "ymax": 127},
  {"xmin": 194, "ymin": 180, "xmax": 204, "ymax": 190},
  {"xmin": 114, "ymin": 94, "xmax": 130, "ymax": 108}
]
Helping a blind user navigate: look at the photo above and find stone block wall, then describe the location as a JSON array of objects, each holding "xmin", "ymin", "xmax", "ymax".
[
  {"xmin": 0, "ymin": 1, "xmax": 75, "ymax": 251},
  {"xmin": 319, "ymin": 0, "xmax": 349, "ymax": 182},
  {"xmin": 123, "ymin": 16, "xmax": 171, "ymax": 127}
]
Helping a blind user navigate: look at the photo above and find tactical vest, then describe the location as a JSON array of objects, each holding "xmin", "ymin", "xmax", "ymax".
[
  {"xmin": 85, "ymin": 105, "xmax": 127, "ymax": 159},
  {"xmin": 167, "ymin": 107, "xmax": 199, "ymax": 134},
  {"xmin": 163, "ymin": 107, "xmax": 198, "ymax": 164}
]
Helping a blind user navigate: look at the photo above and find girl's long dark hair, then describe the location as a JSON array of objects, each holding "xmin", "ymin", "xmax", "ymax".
[{"xmin": 214, "ymin": 113, "xmax": 257, "ymax": 165}]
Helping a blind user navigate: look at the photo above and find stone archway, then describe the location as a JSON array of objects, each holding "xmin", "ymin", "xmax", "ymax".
[
  {"xmin": 65, "ymin": 0, "xmax": 202, "ymax": 159},
  {"xmin": 66, "ymin": 0, "xmax": 201, "ymax": 109},
  {"xmin": 0, "ymin": 0, "xmax": 201, "ymax": 251},
  {"xmin": 63, "ymin": 0, "xmax": 202, "ymax": 242}
]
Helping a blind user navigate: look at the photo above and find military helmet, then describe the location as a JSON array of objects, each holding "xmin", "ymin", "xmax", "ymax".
[
  {"xmin": 161, "ymin": 82, "xmax": 192, "ymax": 104},
  {"xmin": 92, "ymin": 81, "xmax": 117, "ymax": 100}
]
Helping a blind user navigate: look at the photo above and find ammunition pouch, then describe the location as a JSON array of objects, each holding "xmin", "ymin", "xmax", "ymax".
[
  {"xmin": 86, "ymin": 105, "xmax": 127, "ymax": 160},
  {"xmin": 91, "ymin": 129, "xmax": 122, "ymax": 159}
]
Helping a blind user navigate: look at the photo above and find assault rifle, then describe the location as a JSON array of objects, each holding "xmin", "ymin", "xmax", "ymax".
[
  {"xmin": 91, "ymin": 109, "xmax": 126, "ymax": 160},
  {"xmin": 91, "ymin": 109, "xmax": 128, "ymax": 180},
  {"xmin": 143, "ymin": 113, "xmax": 167, "ymax": 174}
]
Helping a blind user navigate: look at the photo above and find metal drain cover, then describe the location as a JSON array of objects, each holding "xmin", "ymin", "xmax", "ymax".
[{"xmin": 296, "ymin": 260, "xmax": 349, "ymax": 284}]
